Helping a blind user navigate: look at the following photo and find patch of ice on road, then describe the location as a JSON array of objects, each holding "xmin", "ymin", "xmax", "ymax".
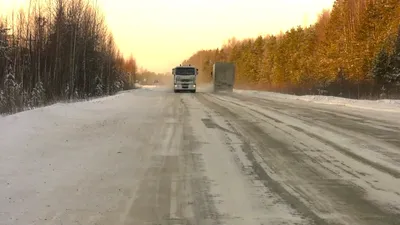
[{"xmin": 234, "ymin": 89, "xmax": 400, "ymax": 112}]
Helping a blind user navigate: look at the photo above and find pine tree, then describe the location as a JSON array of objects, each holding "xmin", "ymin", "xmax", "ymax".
[
  {"xmin": 3, "ymin": 65, "xmax": 18, "ymax": 113},
  {"xmin": 372, "ymin": 48, "xmax": 390, "ymax": 86},
  {"xmin": 388, "ymin": 26, "xmax": 400, "ymax": 84}
]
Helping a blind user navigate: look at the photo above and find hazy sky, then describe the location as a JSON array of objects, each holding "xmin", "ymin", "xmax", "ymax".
[{"xmin": 1, "ymin": 0, "xmax": 334, "ymax": 73}]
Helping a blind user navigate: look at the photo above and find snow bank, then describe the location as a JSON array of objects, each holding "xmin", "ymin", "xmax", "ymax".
[
  {"xmin": 0, "ymin": 89, "xmax": 153, "ymax": 225},
  {"xmin": 234, "ymin": 89, "xmax": 400, "ymax": 113}
]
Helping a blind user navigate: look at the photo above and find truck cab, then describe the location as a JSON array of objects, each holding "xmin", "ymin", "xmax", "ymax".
[{"xmin": 172, "ymin": 65, "xmax": 198, "ymax": 93}]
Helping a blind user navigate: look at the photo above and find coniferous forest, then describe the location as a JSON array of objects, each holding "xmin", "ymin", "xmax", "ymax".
[
  {"xmin": 183, "ymin": 0, "xmax": 400, "ymax": 99},
  {"xmin": 0, "ymin": 0, "xmax": 138, "ymax": 114}
]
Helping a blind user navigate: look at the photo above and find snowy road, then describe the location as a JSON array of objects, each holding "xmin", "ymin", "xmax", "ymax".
[{"xmin": 1, "ymin": 86, "xmax": 400, "ymax": 225}]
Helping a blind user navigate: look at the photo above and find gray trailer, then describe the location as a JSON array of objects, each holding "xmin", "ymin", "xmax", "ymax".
[{"xmin": 211, "ymin": 62, "xmax": 235, "ymax": 92}]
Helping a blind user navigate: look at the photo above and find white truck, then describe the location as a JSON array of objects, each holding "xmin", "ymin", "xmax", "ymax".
[{"xmin": 172, "ymin": 64, "xmax": 198, "ymax": 93}]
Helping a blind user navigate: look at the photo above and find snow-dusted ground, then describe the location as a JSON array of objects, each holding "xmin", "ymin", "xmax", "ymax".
[
  {"xmin": 0, "ymin": 89, "xmax": 168, "ymax": 225},
  {"xmin": 234, "ymin": 89, "xmax": 400, "ymax": 113},
  {"xmin": 1, "ymin": 86, "xmax": 400, "ymax": 225}
]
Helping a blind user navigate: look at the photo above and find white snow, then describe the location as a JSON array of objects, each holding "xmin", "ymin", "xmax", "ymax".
[
  {"xmin": 0, "ymin": 89, "xmax": 164, "ymax": 225},
  {"xmin": 234, "ymin": 89, "xmax": 400, "ymax": 113}
]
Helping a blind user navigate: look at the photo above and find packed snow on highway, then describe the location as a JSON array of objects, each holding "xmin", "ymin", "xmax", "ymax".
[{"xmin": 1, "ymin": 85, "xmax": 400, "ymax": 225}]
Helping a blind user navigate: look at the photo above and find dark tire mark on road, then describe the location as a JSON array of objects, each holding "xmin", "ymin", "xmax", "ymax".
[
  {"xmin": 181, "ymin": 95, "xmax": 223, "ymax": 225},
  {"xmin": 126, "ymin": 155, "xmax": 177, "ymax": 225}
]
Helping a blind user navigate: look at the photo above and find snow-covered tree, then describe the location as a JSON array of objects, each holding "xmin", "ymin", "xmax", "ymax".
[
  {"xmin": 372, "ymin": 48, "xmax": 390, "ymax": 86},
  {"xmin": 113, "ymin": 80, "xmax": 124, "ymax": 93},
  {"xmin": 94, "ymin": 75, "xmax": 104, "ymax": 96},
  {"xmin": 74, "ymin": 88, "xmax": 79, "ymax": 99},
  {"xmin": 22, "ymin": 90, "xmax": 31, "ymax": 110},
  {"xmin": 31, "ymin": 81, "xmax": 46, "ymax": 107},
  {"xmin": 64, "ymin": 84, "xmax": 70, "ymax": 99},
  {"xmin": 0, "ymin": 89, "xmax": 6, "ymax": 114},
  {"xmin": 388, "ymin": 27, "xmax": 400, "ymax": 84},
  {"xmin": 3, "ymin": 65, "xmax": 19, "ymax": 113}
]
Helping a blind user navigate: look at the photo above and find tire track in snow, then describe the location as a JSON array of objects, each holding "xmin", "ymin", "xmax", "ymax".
[
  {"xmin": 215, "ymin": 93, "xmax": 400, "ymax": 208},
  {"xmin": 218, "ymin": 93, "xmax": 400, "ymax": 178},
  {"xmin": 197, "ymin": 93, "xmax": 400, "ymax": 225},
  {"xmin": 230, "ymin": 93, "xmax": 400, "ymax": 148}
]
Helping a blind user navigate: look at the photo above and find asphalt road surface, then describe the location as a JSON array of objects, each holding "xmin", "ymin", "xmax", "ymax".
[{"xmin": 1, "ymin": 86, "xmax": 400, "ymax": 225}]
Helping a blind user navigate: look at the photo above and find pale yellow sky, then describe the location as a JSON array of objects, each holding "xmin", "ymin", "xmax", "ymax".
[{"xmin": 1, "ymin": 0, "xmax": 334, "ymax": 73}]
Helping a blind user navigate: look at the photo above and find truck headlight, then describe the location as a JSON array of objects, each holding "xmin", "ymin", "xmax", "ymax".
[{"xmin": 193, "ymin": 84, "xmax": 196, "ymax": 88}]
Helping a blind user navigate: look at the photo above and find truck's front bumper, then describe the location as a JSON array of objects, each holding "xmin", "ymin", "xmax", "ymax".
[{"xmin": 174, "ymin": 84, "xmax": 196, "ymax": 91}]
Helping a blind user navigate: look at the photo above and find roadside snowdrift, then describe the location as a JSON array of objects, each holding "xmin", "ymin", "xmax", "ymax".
[
  {"xmin": 234, "ymin": 89, "xmax": 400, "ymax": 113},
  {"xmin": 0, "ymin": 89, "xmax": 158, "ymax": 225}
]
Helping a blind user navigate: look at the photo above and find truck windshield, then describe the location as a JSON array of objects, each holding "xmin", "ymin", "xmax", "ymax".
[{"xmin": 175, "ymin": 67, "xmax": 195, "ymax": 75}]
